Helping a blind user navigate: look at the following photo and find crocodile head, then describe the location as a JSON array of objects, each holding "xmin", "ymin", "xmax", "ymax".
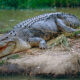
[{"xmin": 0, "ymin": 32, "xmax": 31, "ymax": 58}]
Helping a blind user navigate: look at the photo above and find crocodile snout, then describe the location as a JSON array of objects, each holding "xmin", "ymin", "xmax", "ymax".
[
  {"xmin": 0, "ymin": 41, "xmax": 16, "ymax": 58},
  {"xmin": 0, "ymin": 36, "xmax": 31, "ymax": 58}
]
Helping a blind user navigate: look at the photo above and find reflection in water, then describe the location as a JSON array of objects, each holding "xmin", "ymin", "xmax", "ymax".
[
  {"xmin": 0, "ymin": 74, "xmax": 80, "ymax": 80},
  {"xmin": 0, "ymin": 74, "xmax": 52, "ymax": 80}
]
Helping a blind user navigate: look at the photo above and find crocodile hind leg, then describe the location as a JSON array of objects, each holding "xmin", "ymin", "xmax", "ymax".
[
  {"xmin": 56, "ymin": 18, "xmax": 78, "ymax": 32},
  {"xmin": 28, "ymin": 37, "xmax": 47, "ymax": 49}
]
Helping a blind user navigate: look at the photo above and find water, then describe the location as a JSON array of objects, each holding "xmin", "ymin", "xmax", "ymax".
[{"xmin": 0, "ymin": 74, "xmax": 80, "ymax": 80}]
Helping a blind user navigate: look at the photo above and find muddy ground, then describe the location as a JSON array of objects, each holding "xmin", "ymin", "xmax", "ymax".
[{"xmin": 0, "ymin": 37, "xmax": 80, "ymax": 77}]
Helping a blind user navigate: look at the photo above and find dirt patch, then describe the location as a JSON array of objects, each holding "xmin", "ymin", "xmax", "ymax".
[{"xmin": 0, "ymin": 38, "xmax": 80, "ymax": 77}]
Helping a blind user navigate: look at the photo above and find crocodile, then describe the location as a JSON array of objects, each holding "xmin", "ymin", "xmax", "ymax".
[{"xmin": 0, "ymin": 12, "xmax": 80, "ymax": 57}]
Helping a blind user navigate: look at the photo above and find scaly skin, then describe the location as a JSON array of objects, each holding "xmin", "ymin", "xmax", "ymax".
[
  {"xmin": 0, "ymin": 12, "xmax": 80, "ymax": 56},
  {"xmin": 0, "ymin": 37, "xmax": 30, "ymax": 57}
]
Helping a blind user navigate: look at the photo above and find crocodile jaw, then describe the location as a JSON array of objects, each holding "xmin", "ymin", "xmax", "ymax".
[
  {"xmin": 0, "ymin": 38, "xmax": 31, "ymax": 58},
  {"xmin": 0, "ymin": 41, "xmax": 16, "ymax": 57},
  {"xmin": 13, "ymin": 38, "xmax": 31, "ymax": 53}
]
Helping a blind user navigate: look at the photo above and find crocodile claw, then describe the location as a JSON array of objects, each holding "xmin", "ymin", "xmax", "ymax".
[{"xmin": 39, "ymin": 43, "xmax": 47, "ymax": 49}]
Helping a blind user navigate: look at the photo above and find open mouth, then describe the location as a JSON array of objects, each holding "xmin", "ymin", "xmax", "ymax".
[
  {"xmin": 0, "ymin": 44, "xmax": 8, "ymax": 53},
  {"xmin": 0, "ymin": 41, "xmax": 16, "ymax": 58}
]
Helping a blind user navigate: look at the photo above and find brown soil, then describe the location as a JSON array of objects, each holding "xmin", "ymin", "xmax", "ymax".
[{"xmin": 0, "ymin": 38, "xmax": 80, "ymax": 77}]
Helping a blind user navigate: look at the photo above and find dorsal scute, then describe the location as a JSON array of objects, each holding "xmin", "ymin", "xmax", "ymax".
[
  {"xmin": 14, "ymin": 13, "xmax": 57, "ymax": 29},
  {"xmin": 13, "ymin": 12, "xmax": 80, "ymax": 30}
]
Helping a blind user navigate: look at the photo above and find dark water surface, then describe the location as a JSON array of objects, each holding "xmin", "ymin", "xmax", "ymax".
[{"xmin": 0, "ymin": 74, "xmax": 80, "ymax": 80}]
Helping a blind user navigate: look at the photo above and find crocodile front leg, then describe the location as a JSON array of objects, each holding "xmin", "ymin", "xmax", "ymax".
[
  {"xmin": 28, "ymin": 37, "xmax": 47, "ymax": 49},
  {"xmin": 56, "ymin": 19, "xmax": 78, "ymax": 32}
]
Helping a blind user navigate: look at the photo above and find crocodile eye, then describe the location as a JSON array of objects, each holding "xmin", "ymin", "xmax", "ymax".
[{"xmin": 5, "ymin": 37, "xmax": 8, "ymax": 39}]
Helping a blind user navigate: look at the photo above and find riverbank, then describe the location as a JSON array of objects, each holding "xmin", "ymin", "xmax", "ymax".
[
  {"xmin": 0, "ymin": 38, "xmax": 80, "ymax": 77},
  {"xmin": 0, "ymin": 8, "xmax": 80, "ymax": 77}
]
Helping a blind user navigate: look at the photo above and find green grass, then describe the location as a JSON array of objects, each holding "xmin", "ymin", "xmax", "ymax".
[
  {"xmin": 0, "ymin": 8, "xmax": 80, "ymax": 33},
  {"xmin": 0, "ymin": 54, "xmax": 19, "ymax": 66}
]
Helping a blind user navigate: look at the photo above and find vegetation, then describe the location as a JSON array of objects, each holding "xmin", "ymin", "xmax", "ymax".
[
  {"xmin": 0, "ymin": 0, "xmax": 80, "ymax": 9},
  {"xmin": 0, "ymin": 8, "xmax": 80, "ymax": 33},
  {"xmin": 0, "ymin": 54, "xmax": 19, "ymax": 66},
  {"xmin": 50, "ymin": 34, "xmax": 69, "ymax": 50}
]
